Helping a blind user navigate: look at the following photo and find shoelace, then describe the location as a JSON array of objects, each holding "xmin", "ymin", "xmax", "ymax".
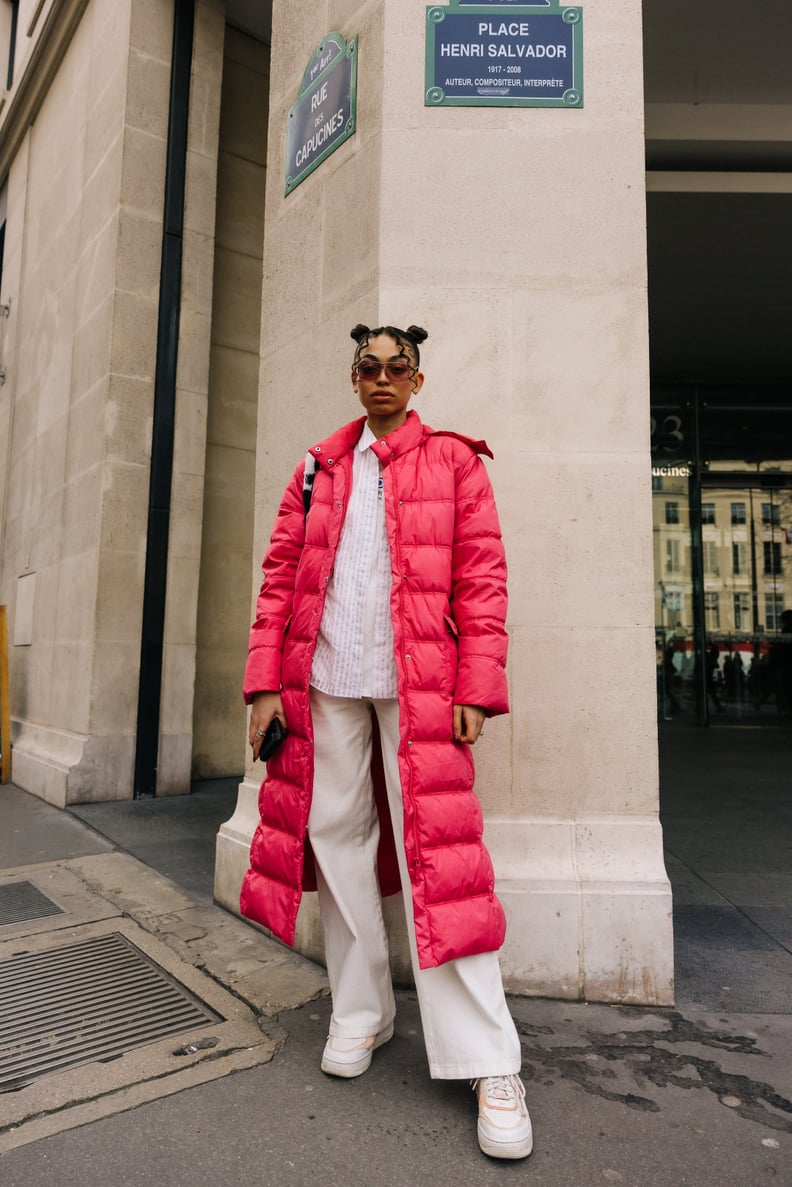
[{"xmin": 478, "ymin": 1075, "xmax": 519, "ymax": 1102}]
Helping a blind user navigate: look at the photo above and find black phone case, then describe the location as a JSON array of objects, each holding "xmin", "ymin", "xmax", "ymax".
[{"xmin": 258, "ymin": 716, "xmax": 285, "ymax": 761}]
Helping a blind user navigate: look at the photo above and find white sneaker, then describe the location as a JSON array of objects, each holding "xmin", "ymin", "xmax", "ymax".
[
  {"xmin": 320, "ymin": 1024, "xmax": 394, "ymax": 1078},
  {"xmin": 473, "ymin": 1074, "xmax": 533, "ymax": 1159}
]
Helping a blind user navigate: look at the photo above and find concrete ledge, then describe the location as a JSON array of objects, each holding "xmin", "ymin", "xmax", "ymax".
[
  {"xmin": 0, "ymin": 914, "xmax": 278, "ymax": 1152},
  {"xmin": 0, "ymin": 842, "xmax": 331, "ymax": 1150}
]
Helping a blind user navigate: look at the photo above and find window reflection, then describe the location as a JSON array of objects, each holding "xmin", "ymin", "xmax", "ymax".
[{"xmin": 653, "ymin": 470, "xmax": 791, "ymax": 723}]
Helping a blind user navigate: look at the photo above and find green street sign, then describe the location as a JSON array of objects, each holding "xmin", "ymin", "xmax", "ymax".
[
  {"xmin": 286, "ymin": 33, "xmax": 358, "ymax": 194},
  {"xmin": 425, "ymin": 1, "xmax": 583, "ymax": 107}
]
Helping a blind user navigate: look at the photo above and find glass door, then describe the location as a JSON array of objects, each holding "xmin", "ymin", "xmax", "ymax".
[
  {"xmin": 698, "ymin": 477, "xmax": 792, "ymax": 723},
  {"xmin": 651, "ymin": 388, "xmax": 792, "ymax": 727}
]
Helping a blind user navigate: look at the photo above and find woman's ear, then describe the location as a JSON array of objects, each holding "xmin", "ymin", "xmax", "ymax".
[{"xmin": 412, "ymin": 371, "xmax": 425, "ymax": 395}]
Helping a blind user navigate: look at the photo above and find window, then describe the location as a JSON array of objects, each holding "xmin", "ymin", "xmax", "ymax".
[
  {"xmin": 651, "ymin": 475, "xmax": 664, "ymax": 492},
  {"xmin": 762, "ymin": 503, "xmax": 781, "ymax": 526},
  {"xmin": 665, "ymin": 539, "xmax": 681, "ymax": 573},
  {"xmin": 730, "ymin": 502, "xmax": 746, "ymax": 525},
  {"xmin": 665, "ymin": 501, "xmax": 679, "ymax": 525},
  {"xmin": 766, "ymin": 597, "xmax": 785, "ymax": 632},
  {"xmin": 732, "ymin": 542, "xmax": 747, "ymax": 575},
  {"xmin": 701, "ymin": 503, "xmax": 716, "ymax": 525},
  {"xmin": 665, "ymin": 590, "xmax": 683, "ymax": 613},
  {"xmin": 704, "ymin": 593, "xmax": 720, "ymax": 630},
  {"xmin": 733, "ymin": 593, "xmax": 750, "ymax": 630},
  {"xmin": 703, "ymin": 541, "xmax": 719, "ymax": 575},
  {"xmin": 764, "ymin": 542, "xmax": 782, "ymax": 575}
]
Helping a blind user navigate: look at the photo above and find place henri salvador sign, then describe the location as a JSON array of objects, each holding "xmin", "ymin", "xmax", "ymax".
[
  {"xmin": 426, "ymin": 0, "xmax": 583, "ymax": 108},
  {"xmin": 285, "ymin": 33, "xmax": 358, "ymax": 194}
]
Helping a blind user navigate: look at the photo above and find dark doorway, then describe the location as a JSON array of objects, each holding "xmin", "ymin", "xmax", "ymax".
[{"xmin": 643, "ymin": 0, "xmax": 792, "ymax": 1005}]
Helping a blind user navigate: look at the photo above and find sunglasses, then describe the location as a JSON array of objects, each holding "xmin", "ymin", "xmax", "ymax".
[{"xmin": 354, "ymin": 359, "xmax": 415, "ymax": 382}]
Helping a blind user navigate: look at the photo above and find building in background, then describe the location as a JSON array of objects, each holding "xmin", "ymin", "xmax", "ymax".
[
  {"xmin": 653, "ymin": 464, "xmax": 792, "ymax": 716},
  {"xmin": 1, "ymin": 0, "xmax": 790, "ymax": 1004}
]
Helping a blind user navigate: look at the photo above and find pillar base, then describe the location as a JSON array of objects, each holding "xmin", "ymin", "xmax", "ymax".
[
  {"xmin": 216, "ymin": 787, "xmax": 673, "ymax": 1004},
  {"xmin": 10, "ymin": 722, "xmax": 136, "ymax": 806},
  {"xmin": 488, "ymin": 815, "xmax": 674, "ymax": 1004}
]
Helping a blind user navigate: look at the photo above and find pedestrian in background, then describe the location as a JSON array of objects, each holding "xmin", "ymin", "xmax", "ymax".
[{"xmin": 240, "ymin": 322, "xmax": 531, "ymax": 1160}]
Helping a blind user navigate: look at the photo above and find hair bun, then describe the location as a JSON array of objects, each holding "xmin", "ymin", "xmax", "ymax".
[
  {"xmin": 404, "ymin": 325, "xmax": 428, "ymax": 345},
  {"xmin": 350, "ymin": 323, "xmax": 371, "ymax": 343}
]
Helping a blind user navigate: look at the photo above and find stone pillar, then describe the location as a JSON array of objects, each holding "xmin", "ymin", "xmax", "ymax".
[
  {"xmin": 192, "ymin": 26, "xmax": 269, "ymax": 780},
  {"xmin": 216, "ymin": 0, "xmax": 673, "ymax": 1004},
  {"xmin": 2, "ymin": 0, "xmax": 170, "ymax": 805},
  {"xmin": 2, "ymin": 0, "xmax": 225, "ymax": 804}
]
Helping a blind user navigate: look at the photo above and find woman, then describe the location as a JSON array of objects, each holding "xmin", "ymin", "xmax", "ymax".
[{"xmin": 241, "ymin": 324, "xmax": 531, "ymax": 1160}]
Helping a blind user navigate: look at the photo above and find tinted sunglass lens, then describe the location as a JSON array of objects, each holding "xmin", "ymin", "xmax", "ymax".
[
  {"xmin": 357, "ymin": 362, "xmax": 381, "ymax": 379},
  {"xmin": 356, "ymin": 361, "xmax": 412, "ymax": 380},
  {"xmin": 387, "ymin": 363, "xmax": 412, "ymax": 380}
]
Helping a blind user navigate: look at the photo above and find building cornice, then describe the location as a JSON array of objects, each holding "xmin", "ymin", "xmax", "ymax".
[{"xmin": 0, "ymin": 0, "xmax": 91, "ymax": 183}]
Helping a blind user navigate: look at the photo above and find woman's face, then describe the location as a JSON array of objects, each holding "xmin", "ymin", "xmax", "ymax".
[{"xmin": 352, "ymin": 333, "xmax": 424, "ymax": 437}]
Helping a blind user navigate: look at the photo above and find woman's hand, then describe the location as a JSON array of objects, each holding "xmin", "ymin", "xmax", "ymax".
[
  {"xmin": 453, "ymin": 704, "xmax": 486, "ymax": 745},
  {"xmin": 249, "ymin": 691, "xmax": 287, "ymax": 762}
]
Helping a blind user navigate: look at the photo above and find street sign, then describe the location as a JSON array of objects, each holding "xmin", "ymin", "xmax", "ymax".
[
  {"xmin": 285, "ymin": 33, "xmax": 358, "ymax": 195},
  {"xmin": 425, "ymin": 1, "xmax": 583, "ymax": 107}
]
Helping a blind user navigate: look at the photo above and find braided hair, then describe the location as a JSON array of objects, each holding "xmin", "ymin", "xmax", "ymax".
[{"xmin": 350, "ymin": 323, "xmax": 429, "ymax": 368}]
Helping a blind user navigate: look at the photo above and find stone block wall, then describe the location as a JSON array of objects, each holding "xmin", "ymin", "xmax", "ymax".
[{"xmin": 0, "ymin": 0, "xmax": 227, "ymax": 803}]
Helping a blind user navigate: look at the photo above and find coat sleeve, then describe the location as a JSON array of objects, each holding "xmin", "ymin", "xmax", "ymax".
[
  {"xmin": 449, "ymin": 451, "xmax": 509, "ymax": 716},
  {"xmin": 243, "ymin": 461, "xmax": 307, "ymax": 703}
]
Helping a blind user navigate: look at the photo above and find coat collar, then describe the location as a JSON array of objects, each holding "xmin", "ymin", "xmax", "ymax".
[
  {"xmin": 308, "ymin": 410, "xmax": 493, "ymax": 470},
  {"xmin": 307, "ymin": 418, "xmax": 367, "ymax": 471},
  {"xmin": 309, "ymin": 410, "xmax": 425, "ymax": 470}
]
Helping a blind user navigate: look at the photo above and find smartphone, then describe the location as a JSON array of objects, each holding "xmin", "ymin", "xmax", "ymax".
[{"xmin": 258, "ymin": 716, "xmax": 285, "ymax": 761}]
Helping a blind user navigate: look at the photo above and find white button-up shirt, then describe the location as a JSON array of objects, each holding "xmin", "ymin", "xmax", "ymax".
[{"xmin": 310, "ymin": 422, "xmax": 398, "ymax": 699}]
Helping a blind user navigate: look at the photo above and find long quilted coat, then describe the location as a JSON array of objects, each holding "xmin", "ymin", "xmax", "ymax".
[{"xmin": 240, "ymin": 410, "xmax": 510, "ymax": 969}]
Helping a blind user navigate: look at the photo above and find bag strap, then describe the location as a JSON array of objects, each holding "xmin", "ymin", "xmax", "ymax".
[{"xmin": 302, "ymin": 454, "xmax": 317, "ymax": 519}]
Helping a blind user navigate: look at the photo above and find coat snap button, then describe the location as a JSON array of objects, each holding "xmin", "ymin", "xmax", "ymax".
[
  {"xmin": 314, "ymin": 446, "xmax": 321, "ymax": 453},
  {"xmin": 327, "ymin": 458, "xmax": 334, "ymax": 465},
  {"xmin": 337, "ymin": 501, "xmax": 342, "ymax": 507},
  {"xmin": 407, "ymin": 740, "xmax": 413, "ymax": 747},
  {"xmin": 405, "ymin": 654, "xmax": 411, "ymax": 660}
]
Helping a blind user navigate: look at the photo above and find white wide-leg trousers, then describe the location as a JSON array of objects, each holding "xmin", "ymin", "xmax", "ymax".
[{"xmin": 307, "ymin": 686, "xmax": 521, "ymax": 1080}]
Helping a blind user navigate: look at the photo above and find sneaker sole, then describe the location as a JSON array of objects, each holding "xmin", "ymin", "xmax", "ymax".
[
  {"xmin": 478, "ymin": 1135, "xmax": 533, "ymax": 1160},
  {"xmin": 478, "ymin": 1119, "xmax": 533, "ymax": 1160}
]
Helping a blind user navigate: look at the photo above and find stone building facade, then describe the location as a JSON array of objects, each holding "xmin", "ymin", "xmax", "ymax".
[{"xmin": 2, "ymin": 0, "xmax": 788, "ymax": 1003}]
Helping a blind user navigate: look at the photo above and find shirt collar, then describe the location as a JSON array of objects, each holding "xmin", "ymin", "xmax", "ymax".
[{"xmin": 357, "ymin": 421, "xmax": 377, "ymax": 452}]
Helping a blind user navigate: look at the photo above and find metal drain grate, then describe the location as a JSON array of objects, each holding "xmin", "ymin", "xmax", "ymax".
[
  {"xmin": 0, "ymin": 932, "xmax": 222, "ymax": 1092},
  {"xmin": 0, "ymin": 881, "xmax": 66, "ymax": 927}
]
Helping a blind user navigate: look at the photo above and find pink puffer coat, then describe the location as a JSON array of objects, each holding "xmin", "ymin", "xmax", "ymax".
[{"xmin": 240, "ymin": 410, "xmax": 509, "ymax": 969}]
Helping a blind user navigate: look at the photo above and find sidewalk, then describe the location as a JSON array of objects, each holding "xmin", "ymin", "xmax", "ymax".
[{"xmin": 1, "ymin": 725, "xmax": 791, "ymax": 1185}]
